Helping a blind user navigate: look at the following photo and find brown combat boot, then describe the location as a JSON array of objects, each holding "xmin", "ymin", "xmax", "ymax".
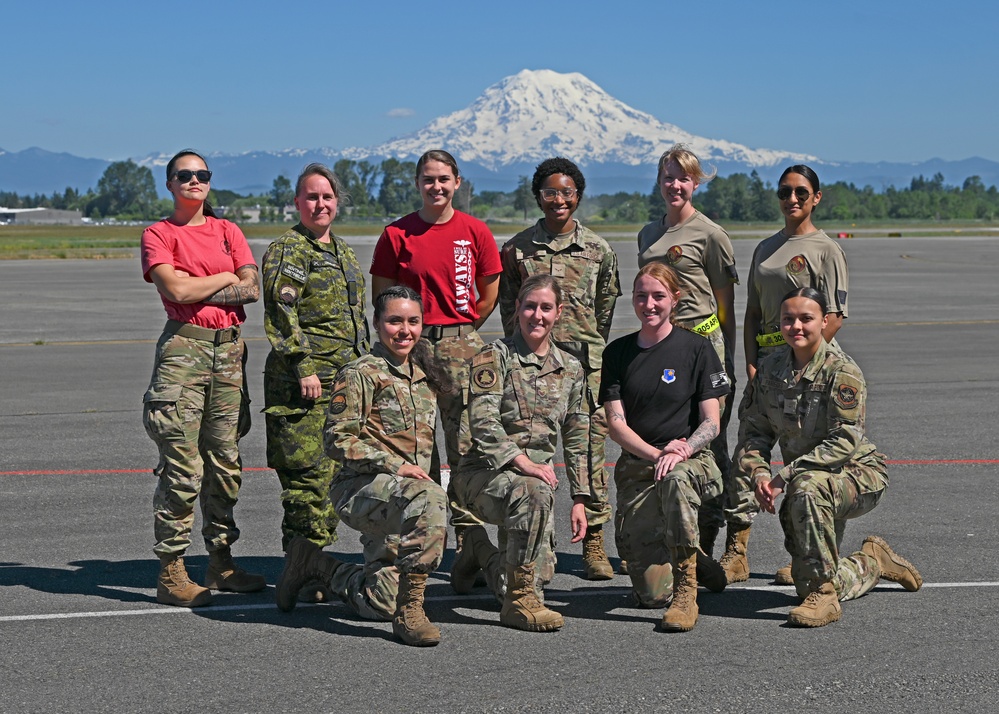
[
  {"xmin": 157, "ymin": 555, "xmax": 213, "ymax": 608},
  {"xmin": 205, "ymin": 545, "xmax": 266, "ymax": 593},
  {"xmin": 393, "ymin": 572, "xmax": 441, "ymax": 647},
  {"xmin": 277, "ymin": 537, "xmax": 324, "ymax": 611},
  {"xmin": 788, "ymin": 581, "xmax": 841, "ymax": 627},
  {"xmin": 500, "ymin": 563, "xmax": 564, "ymax": 632},
  {"xmin": 774, "ymin": 563, "xmax": 793, "ymax": 585},
  {"xmin": 696, "ymin": 550, "xmax": 727, "ymax": 593},
  {"xmin": 719, "ymin": 523, "xmax": 751, "ymax": 583},
  {"xmin": 662, "ymin": 547, "xmax": 698, "ymax": 632},
  {"xmin": 861, "ymin": 536, "xmax": 922, "ymax": 591},
  {"xmin": 581, "ymin": 524, "xmax": 614, "ymax": 580}
]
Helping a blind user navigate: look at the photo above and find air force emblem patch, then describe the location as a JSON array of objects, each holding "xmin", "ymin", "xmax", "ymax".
[{"xmin": 661, "ymin": 369, "xmax": 676, "ymax": 384}]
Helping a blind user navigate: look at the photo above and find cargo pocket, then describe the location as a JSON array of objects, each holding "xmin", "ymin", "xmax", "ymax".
[{"xmin": 142, "ymin": 383, "xmax": 185, "ymax": 442}]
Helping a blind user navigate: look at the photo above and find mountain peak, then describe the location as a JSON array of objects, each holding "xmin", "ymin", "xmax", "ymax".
[{"xmin": 344, "ymin": 69, "xmax": 815, "ymax": 171}]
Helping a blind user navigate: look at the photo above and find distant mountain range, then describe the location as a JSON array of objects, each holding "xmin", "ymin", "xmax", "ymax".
[{"xmin": 3, "ymin": 69, "xmax": 998, "ymax": 197}]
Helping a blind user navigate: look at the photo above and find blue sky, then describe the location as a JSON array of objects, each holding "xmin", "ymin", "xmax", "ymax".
[{"xmin": 3, "ymin": 1, "xmax": 996, "ymax": 164}]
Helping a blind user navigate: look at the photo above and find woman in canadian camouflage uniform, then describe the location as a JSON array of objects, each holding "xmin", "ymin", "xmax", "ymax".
[
  {"xmin": 740, "ymin": 287, "xmax": 921, "ymax": 628},
  {"xmin": 262, "ymin": 164, "xmax": 368, "ymax": 559},
  {"xmin": 453, "ymin": 274, "xmax": 590, "ymax": 632},
  {"xmin": 276, "ymin": 286, "xmax": 455, "ymax": 647}
]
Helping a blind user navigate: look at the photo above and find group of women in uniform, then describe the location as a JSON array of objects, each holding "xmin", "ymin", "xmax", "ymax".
[{"xmin": 140, "ymin": 143, "xmax": 921, "ymax": 647}]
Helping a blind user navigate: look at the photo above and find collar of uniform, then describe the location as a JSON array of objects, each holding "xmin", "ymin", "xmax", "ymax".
[
  {"xmin": 372, "ymin": 341, "xmax": 427, "ymax": 383},
  {"xmin": 512, "ymin": 330, "xmax": 564, "ymax": 374},
  {"xmin": 777, "ymin": 338, "xmax": 827, "ymax": 384},
  {"xmin": 294, "ymin": 222, "xmax": 339, "ymax": 255},
  {"xmin": 532, "ymin": 219, "xmax": 583, "ymax": 250}
]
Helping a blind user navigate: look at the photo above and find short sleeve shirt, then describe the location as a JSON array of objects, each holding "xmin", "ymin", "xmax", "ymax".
[
  {"xmin": 747, "ymin": 229, "xmax": 849, "ymax": 332},
  {"xmin": 140, "ymin": 216, "xmax": 256, "ymax": 329},
  {"xmin": 637, "ymin": 211, "xmax": 738, "ymax": 324},
  {"xmin": 599, "ymin": 328, "xmax": 730, "ymax": 448},
  {"xmin": 370, "ymin": 210, "xmax": 501, "ymax": 325}
]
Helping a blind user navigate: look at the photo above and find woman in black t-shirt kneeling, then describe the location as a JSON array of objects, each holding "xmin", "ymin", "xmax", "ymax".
[{"xmin": 600, "ymin": 262, "xmax": 731, "ymax": 632}]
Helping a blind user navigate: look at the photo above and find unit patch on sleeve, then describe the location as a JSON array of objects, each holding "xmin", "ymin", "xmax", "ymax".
[{"xmin": 834, "ymin": 384, "xmax": 858, "ymax": 409}]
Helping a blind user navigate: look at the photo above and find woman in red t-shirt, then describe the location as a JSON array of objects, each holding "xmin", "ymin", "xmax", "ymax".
[
  {"xmin": 140, "ymin": 149, "xmax": 264, "ymax": 608},
  {"xmin": 369, "ymin": 150, "xmax": 502, "ymax": 564}
]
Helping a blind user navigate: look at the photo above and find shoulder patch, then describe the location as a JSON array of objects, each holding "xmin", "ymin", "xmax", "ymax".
[
  {"xmin": 329, "ymin": 391, "xmax": 348, "ymax": 415},
  {"xmin": 278, "ymin": 285, "xmax": 298, "ymax": 304},
  {"xmin": 834, "ymin": 384, "xmax": 859, "ymax": 410},
  {"xmin": 281, "ymin": 263, "xmax": 308, "ymax": 283},
  {"xmin": 472, "ymin": 364, "xmax": 498, "ymax": 390},
  {"xmin": 472, "ymin": 350, "xmax": 494, "ymax": 367}
]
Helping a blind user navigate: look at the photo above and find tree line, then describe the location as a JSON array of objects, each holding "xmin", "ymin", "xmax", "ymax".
[{"xmin": 3, "ymin": 159, "xmax": 998, "ymax": 224}]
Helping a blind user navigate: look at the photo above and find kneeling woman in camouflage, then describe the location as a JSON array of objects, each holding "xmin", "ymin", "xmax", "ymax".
[
  {"xmin": 451, "ymin": 274, "xmax": 590, "ymax": 632},
  {"xmin": 600, "ymin": 263, "xmax": 731, "ymax": 632},
  {"xmin": 741, "ymin": 288, "xmax": 922, "ymax": 627},
  {"xmin": 276, "ymin": 286, "xmax": 455, "ymax": 647}
]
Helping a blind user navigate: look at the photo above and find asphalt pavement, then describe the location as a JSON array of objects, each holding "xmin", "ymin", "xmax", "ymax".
[{"xmin": 1, "ymin": 232, "xmax": 998, "ymax": 713}]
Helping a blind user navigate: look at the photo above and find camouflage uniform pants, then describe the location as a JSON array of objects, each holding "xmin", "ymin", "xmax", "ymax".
[
  {"xmin": 453, "ymin": 467, "xmax": 556, "ymax": 602},
  {"xmin": 691, "ymin": 327, "xmax": 735, "ymax": 536},
  {"xmin": 582, "ymin": 367, "xmax": 612, "ymax": 528},
  {"xmin": 143, "ymin": 331, "xmax": 250, "ymax": 557},
  {"xmin": 329, "ymin": 471, "xmax": 447, "ymax": 615},
  {"xmin": 263, "ymin": 375, "xmax": 339, "ymax": 550},
  {"xmin": 724, "ymin": 342, "xmax": 783, "ymax": 527},
  {"xmin": 613, "ymin": 450, "xmax": 721, "ymax": 607},
  {"xmin": 779, "ymin": 455, "xmax": 888, "ymax": 601},
  {"xmin": 429, "ymin": 330, "xmax": 486, "ymax": 529}
]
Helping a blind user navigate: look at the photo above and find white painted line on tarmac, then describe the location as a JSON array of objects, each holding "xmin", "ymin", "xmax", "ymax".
[{"xmin": 1, "ymin": 581, "xmax": 996, "ymax": 624}]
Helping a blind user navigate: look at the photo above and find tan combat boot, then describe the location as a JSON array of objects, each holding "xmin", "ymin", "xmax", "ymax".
[
  {"xmin": 157, "ymin": 555, "xmax": 213, "ymax": 608},
  {"xmin": 788, "ymin": 581, "xmax": 841, "ymax": 627},
  {"xmin": 393, "ymin": 572, "xmax": 441, "ymax": 647},
  {"xmin": 662, "ymin": 547, "xmax": 699, "ymax": 632},
  {"xmin": 696, "ymin": 550, "xmax": 728, "ymax": 593},
  {"xmin": 774, "ymin": 563, "xmax": 793, "ymax": 585},
  {"xmin": 205, "ymin": 545, "xmax": 266, "ymax": 593},
  {"xmin": 581, "ymin": 524, "xmax": 614, "ymax": 580},
  {"xmin": 718, "ymin": 523, "xmax": 751, "ymax": 583},
  {"xmin": 500, "ymin": 563, "xmax": 564, "ymax": 632},
  {"xmin": 861, "ymin": 536, "xmax": 923, "ymax": 591}
]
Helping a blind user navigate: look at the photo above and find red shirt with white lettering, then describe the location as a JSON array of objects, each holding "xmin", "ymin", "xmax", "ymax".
[{"xmin": 370, "ymin": 210, "xmax": 501, "ymax": 325}]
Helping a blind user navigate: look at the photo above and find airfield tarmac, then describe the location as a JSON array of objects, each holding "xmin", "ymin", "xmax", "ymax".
[{"xmin": 1, "ymin": 233, "xmax": 998, "ymax": 712}]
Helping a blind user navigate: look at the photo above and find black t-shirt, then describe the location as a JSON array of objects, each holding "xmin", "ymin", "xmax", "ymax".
[{"xmin": 599, "ymin": 328, "xmax": 729, "ymax": 448}]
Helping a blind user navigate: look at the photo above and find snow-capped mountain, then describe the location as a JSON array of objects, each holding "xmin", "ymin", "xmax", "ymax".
[
  {"xmin": 3, "ymin": 69, "xmax": 998, "ymax": 196},
  {"xmin": 343, "ymin": 69, "xmax": 816, "ymax": 171}
]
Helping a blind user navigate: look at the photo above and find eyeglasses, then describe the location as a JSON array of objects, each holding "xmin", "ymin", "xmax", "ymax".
[
  {"xmin": 539, "ymin": 188, "xmax": 577, "ymax": 200},
  {"xmin": 777, "ymin": 186, "xmax": 811, "ymax": 201},
  {"xmin": 172, "ymin": 169, "xmax": 213, "ymax": 183}
]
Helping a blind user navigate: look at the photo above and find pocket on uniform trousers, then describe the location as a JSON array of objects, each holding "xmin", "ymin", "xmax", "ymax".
[{"xmin": 142, "ymin": 383, "xmax": 185, "ymax": 441}]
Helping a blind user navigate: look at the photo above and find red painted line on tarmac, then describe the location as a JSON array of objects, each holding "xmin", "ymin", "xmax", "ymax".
[{"xmin": 1, "ymin": 461, "xmax": 997, "ymax": 477}]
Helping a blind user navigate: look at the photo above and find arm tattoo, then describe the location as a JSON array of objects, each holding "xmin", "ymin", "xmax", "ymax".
[
  {"xmin": 686, "ymin": 417, "xmax": 719, "ymax": 454},
  {"xmin": 204, "ymin": 266, "xmax": 260, "ymax": 306},
  {"xmin": 607, "ymin": 405, "xmax": 627, "ymax": 424}
]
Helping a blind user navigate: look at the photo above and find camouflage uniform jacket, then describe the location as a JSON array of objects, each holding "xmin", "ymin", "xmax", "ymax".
[
  {"xmin": 499, "ymin": 220, "xmax": 621, "ymax": 371},
  {"xmin": 324, "ymin": 342, "xmax": 437, "ymax": 480},
  {"xmin": 739, "ymin": 339, "xmax": 880, "ymax": 487},
  {"xmin": 263, "ymin": 223, "xmax": 369, "ymax": 383},
  {"xmin": 462, "ymin": 332, "xmax": 591, "ymax": 498}
]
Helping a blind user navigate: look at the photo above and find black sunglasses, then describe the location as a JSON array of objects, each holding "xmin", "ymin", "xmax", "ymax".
[
  {"xmin": 172, "ymin": 169, "xmax": 213, "ymax": 183},
  {"xmin": 777, "ymin": 186, "xmax": 811, "ymax": 201}
]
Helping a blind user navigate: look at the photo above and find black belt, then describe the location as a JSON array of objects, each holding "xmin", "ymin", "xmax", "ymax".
[
  {"xmin": 422, "ymin": 323, "xmax": 474, "ymax": 342},
  {"xmin": 165, "ymin": 319, "xmax": 240, "ymax": 345}
]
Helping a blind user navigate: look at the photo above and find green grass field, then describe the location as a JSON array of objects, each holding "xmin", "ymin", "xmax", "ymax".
[{"xmin": 1, "ymin": 220, "xmax": 995, "ymax": 259}]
